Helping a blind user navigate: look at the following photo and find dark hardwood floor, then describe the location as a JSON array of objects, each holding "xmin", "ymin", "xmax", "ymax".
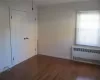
[{"xmin": 0, "ymin": 54, "xmax": 100, "ymax": 80}]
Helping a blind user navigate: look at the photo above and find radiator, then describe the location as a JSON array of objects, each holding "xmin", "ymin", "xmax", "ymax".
[{"xmin": 72, "ymin": 46, "xmax": 100, "ymax": 65}]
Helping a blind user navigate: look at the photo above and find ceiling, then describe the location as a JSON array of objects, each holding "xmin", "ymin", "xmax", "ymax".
[
  {"xmin": 3, "ymin": 0, "xmax": 93, "ymax": 6},
  {"xmin": 33, "ymin": 0, "xmax": 91, "ymax": 6}
]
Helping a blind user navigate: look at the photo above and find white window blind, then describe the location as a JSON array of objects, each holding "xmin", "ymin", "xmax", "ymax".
[{"xmin": 76, "ymin": 11, "xmax": 100, "ymax": 47}]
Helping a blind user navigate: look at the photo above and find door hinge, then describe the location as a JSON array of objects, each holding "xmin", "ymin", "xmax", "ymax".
[
  {"xmin": 11, "ymin": 16, "xmax": 12, "ymax": 19},
  {"xmin": 35, "ymin": 48, "xmax": 36, "ymax": 51},
  {"xmin": 32, "ymin": 8, "xmax": 34, "ymax": 10},
  {"xmin": 35, "ymin": 18, "xmax": 36, "ymax": 21},
  {"xmin": 13, "ymin": 57, "xmax": 14, "ymax": 61}
]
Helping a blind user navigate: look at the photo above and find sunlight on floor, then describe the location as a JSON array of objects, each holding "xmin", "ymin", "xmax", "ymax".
[{"xmin": 76, "ymin": 77, "xmax": 95, "ymax": 80}]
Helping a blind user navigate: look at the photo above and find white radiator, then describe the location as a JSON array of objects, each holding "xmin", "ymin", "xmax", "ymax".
[{"xmin": 72, "ymin": 46, "xmax": 100, "ymax": 65}]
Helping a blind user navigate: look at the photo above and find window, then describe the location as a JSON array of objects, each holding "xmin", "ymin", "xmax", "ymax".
[{"xmin": 76, "ymin": 11, "xmax": 100, "ymax": 47}]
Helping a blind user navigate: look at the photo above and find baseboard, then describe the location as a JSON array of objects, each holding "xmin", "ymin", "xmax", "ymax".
[
  {"xmin": 0, "ymin": 64, "xmax": 13, "ymax": 73},
  {"xmin": 38, "ymin": 53, "xmax": 71, "ymax": 60}
]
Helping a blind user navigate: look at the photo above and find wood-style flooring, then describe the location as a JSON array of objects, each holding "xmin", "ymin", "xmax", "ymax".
[{"xmin": 0, "ymin": 54, "xmax": 100, "ymax": 80}]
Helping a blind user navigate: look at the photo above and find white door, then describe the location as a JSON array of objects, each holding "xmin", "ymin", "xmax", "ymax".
[
  {"xmin": 0, "ymin": 3, "xmax": 11, "ymax": 72},
  {"xmin": 11, "ymin": 10, "xmax": 37, "ymax": 65}
]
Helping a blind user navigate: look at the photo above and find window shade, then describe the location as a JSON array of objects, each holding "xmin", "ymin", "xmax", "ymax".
[{"xmin": 76, "ymin": 11, "xmax": 100, "ymax": 47}]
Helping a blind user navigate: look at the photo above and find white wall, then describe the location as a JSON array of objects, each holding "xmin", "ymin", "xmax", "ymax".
[
  {"xmin": 7, "ymin": 0, "xmax": 33, "ymax": 12},
  {"xmin": 38, "ymin": 0, "xmax": 100, "ymax": 59},
  {"xmin": 0, "ymin": 1, "xmax": 11, "ymax": 72}
]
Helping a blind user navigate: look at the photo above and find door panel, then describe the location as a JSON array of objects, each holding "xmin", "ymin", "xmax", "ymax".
[
  {"xmin": 11, "ymin": 10, "xmax": 36, "ymax": 65},
  {"xmin": 0, "ymin": 3, "xmax": 11, "ymax": 72}
]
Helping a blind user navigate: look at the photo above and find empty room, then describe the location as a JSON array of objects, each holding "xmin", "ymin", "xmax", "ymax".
[{"xmin": 0, "ymin": 0, "xmax": 100, "ymax": 80}]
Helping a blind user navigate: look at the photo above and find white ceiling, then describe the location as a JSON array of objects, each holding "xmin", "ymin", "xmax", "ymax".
[
  {"xmin": 3, "ymin": 0, "xmax": 93, "ymax": 6},
  {"xmin": 33, "ymin": 0, "xmax": 91, "ymax": 6}
]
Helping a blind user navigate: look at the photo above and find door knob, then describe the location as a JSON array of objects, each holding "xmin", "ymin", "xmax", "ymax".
[
  {"xmin": 26, "ymin": 37, "xmax": 29, "ymax": 39},
  {"xmin": 24, "ymin": 38, "xmax": 26, "ymax": 40},
  {"xmin": 24, "ymin": 37, "xmax": 29, "ymax": 40}
]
